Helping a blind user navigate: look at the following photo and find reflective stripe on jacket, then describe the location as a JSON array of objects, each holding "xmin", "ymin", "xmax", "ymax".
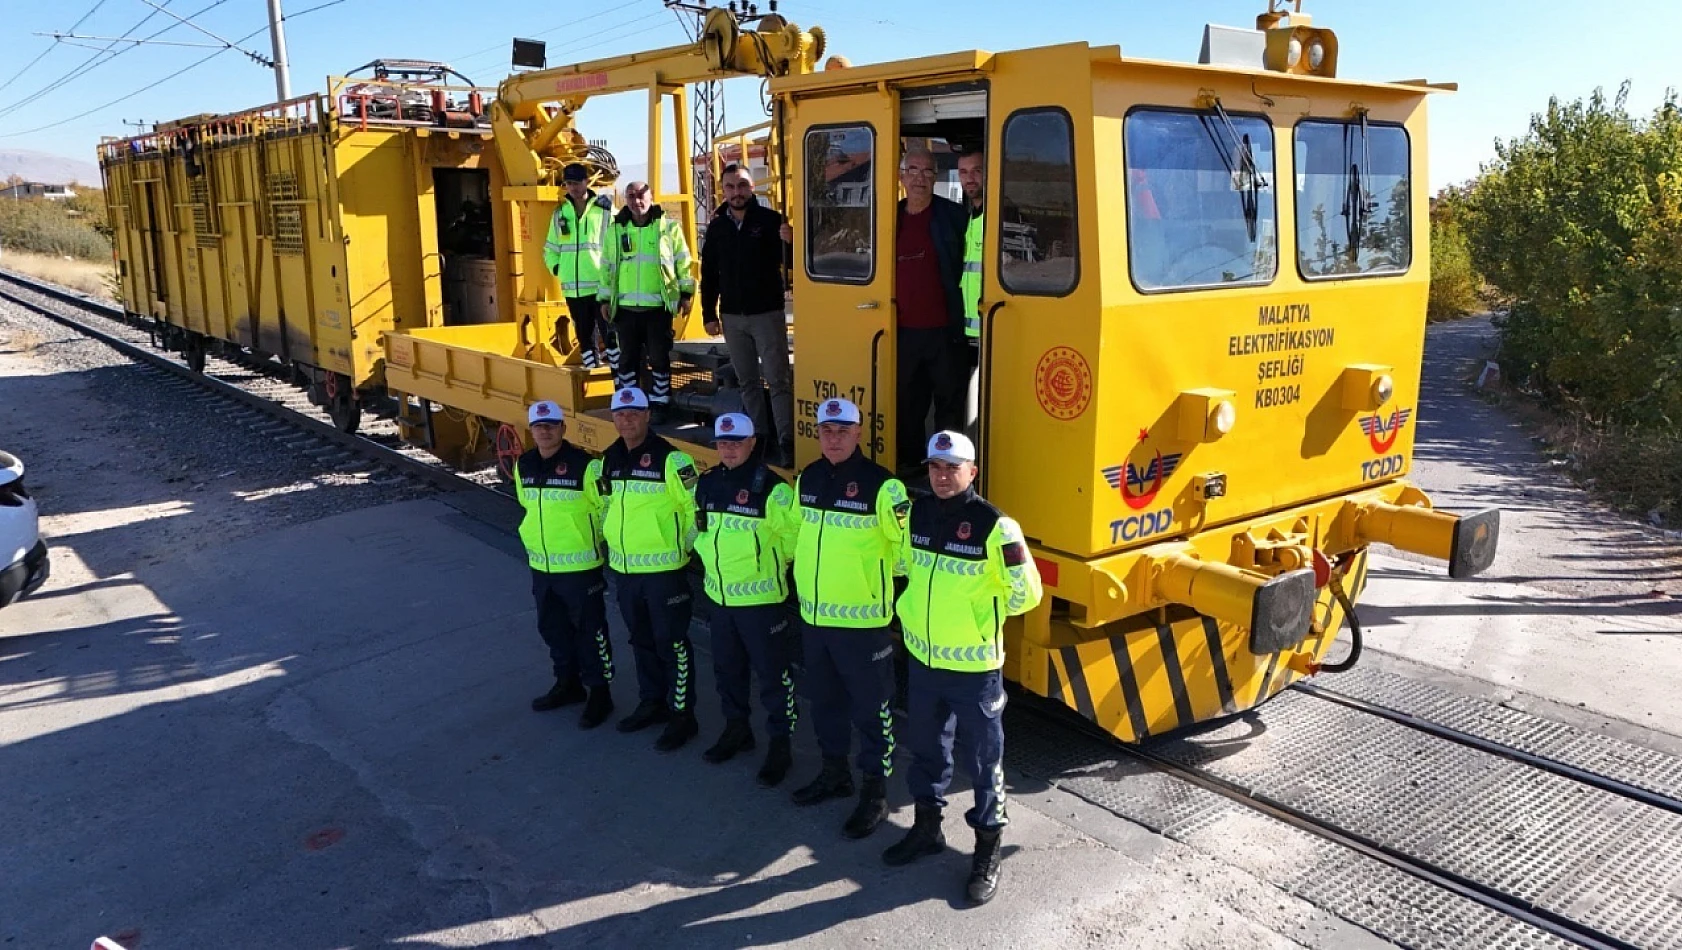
[
  {"xmin": 695, "ymin": 462, "xmax": 797, "ymax": 607},
  {"xmin": 793, "ymin": 448, "xmax": 909, "ymax": 628},
  {"xmin": 962, "ymin": 210, "xmax": 983, "ymax": 341},
  {"xmin": 896, "ymin": 489, "xmax": 1043, "ymax": 672},
  {"xmin": 598, "ymin": 206, "xmax": 696, "ymax": 312},
  {"xmin": 543, "ymin": 194, "xmax": 613, "ymax": 297},
  {"xmin": 514, "ymin": 444, "xmax": 606, "ymax": 573},
  {"xmin": 601, "ymin": 434, "xmax": 699, "ymax": 574}
]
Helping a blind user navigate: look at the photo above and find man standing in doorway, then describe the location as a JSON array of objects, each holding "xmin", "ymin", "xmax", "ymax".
[
  {"xmin": 543, "ymin": 163, "xmax": 618, "ymax": 372},
  {"xmin": 701, "ymin": 164, "xmax": 797, "ymax": 467},
  {"xmin": 894, "ymin": 147, "xmax": 969, "ymax": 474},
  {"xmin": 956, "ymin": 148, "xmax": 985, "ymax": 437},
  {"xmin": 599, "ymin": 182, "xmax": 695, "ymax": 424}
]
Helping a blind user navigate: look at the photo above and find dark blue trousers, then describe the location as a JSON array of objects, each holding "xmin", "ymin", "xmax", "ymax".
[
  {"xmin": 803, "ymin": 623, "xmax": 896, "ymax": 778},
  {"xmin": 906, "ymin": 656, "xmax": 1008, "ymax": 830},
  {"xmin": 709, "ymin": 602, "xmax": 796, "ymax": 737},
  {"xmin": 611, "ymin": 568, "xmax": 694, "ymax": 712},
  {"xmin": 532, "ymin": 567, "xmax": 613, "ymax": 687}
]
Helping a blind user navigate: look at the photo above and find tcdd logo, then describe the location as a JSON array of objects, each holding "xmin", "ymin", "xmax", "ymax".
[
  {"xmin": 1111, "ymin": 508, "xmax": 1173, "ymax": 544},
  {"xmin": 1359, "ymin": 408, "xmax": 1413, "ymax": 454},
  {"xmin": 1102, "ymin": 450, "xmax": 1183, "ymax": 511},
  {"xmin": 1361, "ymin": 454, "xmax": 1405, "ymax": 481}
]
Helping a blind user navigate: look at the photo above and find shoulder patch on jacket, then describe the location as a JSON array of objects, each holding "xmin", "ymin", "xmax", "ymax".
[
  {"xmin": 676, "ymin": 460, "xmax": 700, "ymax": 490},
  {"xmin": 999, "ymin": 518, "xmax": 1029, "ymax": 566}
]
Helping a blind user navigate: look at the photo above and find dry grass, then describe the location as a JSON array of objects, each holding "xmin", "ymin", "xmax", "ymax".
[
  {"xmin": 1478, "ymin": 381, "xmax": 1681, "ymax": 527},
  {"xmin": 0, "ymin": 250, "xmax": 116, "ymax": 300}
]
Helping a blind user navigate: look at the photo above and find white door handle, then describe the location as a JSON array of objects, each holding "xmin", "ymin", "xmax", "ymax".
[{"xmin": 856, "ymin": 300, "xmax": 879, "ymax": 310}]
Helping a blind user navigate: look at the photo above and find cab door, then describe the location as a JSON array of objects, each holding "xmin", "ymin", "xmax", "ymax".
[
  {"xmin": 977, "ymin": 46, "xmax": 1095, "ymax": 544},
  {"xmin": 787, "ymin": 90, "xmax": 899, "ymax": 467}
]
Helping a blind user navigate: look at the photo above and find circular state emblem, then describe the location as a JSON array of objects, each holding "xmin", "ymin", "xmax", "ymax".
[
  {"xmin": 845, "ymin": 481, "xmax": 859, "ymax": 498},
  {"xmin": 719, "ymin": 416, "xmax": 736, "ymax": 433},
  {"xmin": 619, "ymin": 390, "xmax": 635, "ymax": 404},
  {"xmin": 1034, "ymin": 346, "xmax": 1093, "ymax": 421},
  {"xmin": 735, "ymin": 488, "xmax": 750, "ymax": 505},
  {"xmin": 956, "ymin": 521, "xmax": 972, "ymax": 541},
  {"xmin": 640, "ymin": 453, "xmax": 653, "ymax": 468},
  {"xmin": 826, "ymin": 400, "xmax": 842, "ymax": 417},
  {"xmin": 535, "ymin": 403, "xmax": 552, "ymax": 417},
  {"xmin": 556, "ymin": 463, "xmax": 568, "ymax": 476},
  {"xmin": 934, "ymin": 433, "xmax": 953, "ymax": 451}
]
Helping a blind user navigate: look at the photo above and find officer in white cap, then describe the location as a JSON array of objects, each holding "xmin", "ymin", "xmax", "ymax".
[
  {"xmin": 789, "ymin": 397, "xmax": 911, "ymax": 839},
  {"xmin": 692, "ymin": 412, "xmax": 800, "ymax": 784},
  {"xmin": 881, "ymin": 430, "xmax": 1042, "ymax": 905},
  {"xmin": 600, "ymin": 386, "xmax": 703, "ymax": 750},
  {"xmin": 514, "ymin": 400, "xmax": 615, "ymax": 728}
]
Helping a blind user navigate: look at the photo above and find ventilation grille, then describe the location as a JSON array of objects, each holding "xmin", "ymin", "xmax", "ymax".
[
  {"xmin": 267, "ymin": 171, "xmax": 304, "ymax": 254},
  {"xmin": 189, "ymin": 178, "xmax": 218, "ymax": 248}
]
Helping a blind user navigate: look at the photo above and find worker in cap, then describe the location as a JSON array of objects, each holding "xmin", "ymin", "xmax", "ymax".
[
  {"xmin": 600, "ymin": 386, "xmax": 703, "ymax": 750},
  {"xmin": 789, "ymin": 397, "xmax": 911, "ymax": 840},
  {"xmin": 544, "ymin": 161, "xmax": 618, "ymax": 373},
  {"xmin": 599, "ymin": 180, "xmax": 695, "ymax": 424},
  {"xmin": 692, "ymin": 412, "xmax": 800, "ymax": 784},
  {"xmin": 881, "ymin": 430, "xmax": 1042, "ymax": 905},
  {"xmin": 515, "ymin": 400, "xmax": 615, "ymax": 728}
]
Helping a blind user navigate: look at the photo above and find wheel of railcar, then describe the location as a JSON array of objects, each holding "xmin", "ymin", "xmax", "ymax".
[
  {"xmin": 494, "ymin": 424, "xmax": 524, "ymax": 483},
  {"xmin": 325, "ymin": 373, "xmax": 360, "ymax": 434}
]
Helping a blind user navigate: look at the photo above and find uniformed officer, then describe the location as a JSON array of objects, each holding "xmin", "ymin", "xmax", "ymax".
[
  {"xmin": 515, "ymin": 400, "xmax": 616, "ymax": 729},
  {"xmin": 601, "ymin": 386, "xmax": 702, "ymax": 750},
  {"xmin": 790, "ymin": 398, "xmax": 911, "ymax": 839},
  {"xmin": 693, "ymin": 412, "xmax": 800, "ymax": 785},
  {"xmin": 598, "ymin": 181, "xmax": 696, "ymax": 424},
  {"xmin": 881, "ymin": 430, "xmax": 1042, "ymax": 905},
  {"xmin": 542, "ymin": 163, "xmax": 618, "ymax": 371}
]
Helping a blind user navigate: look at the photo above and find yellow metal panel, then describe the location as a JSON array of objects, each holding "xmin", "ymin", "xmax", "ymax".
[{"xmin": 773, "ymin": 51, "xmax": 994, "ymax": 95}]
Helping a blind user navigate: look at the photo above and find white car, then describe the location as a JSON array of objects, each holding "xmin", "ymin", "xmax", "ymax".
[{"xmin": 1, "ymin": 449, "xmax": 50, "ymax": 609}]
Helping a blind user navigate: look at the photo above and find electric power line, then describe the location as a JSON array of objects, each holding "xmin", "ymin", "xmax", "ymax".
[
  {"xmin": 0, "ymin": 0, "xmax": 197, "ymax": 121},
  {"xmin": 0, "ymin": 0, "xmax": 115, "ymax": 98},
  {"xmin": 445, "ymin": 1, "xmax": 641, "ymax": 70},
  {"xmin": 0, "ymin": 3, "xmax": 347, "ymax": 140}
]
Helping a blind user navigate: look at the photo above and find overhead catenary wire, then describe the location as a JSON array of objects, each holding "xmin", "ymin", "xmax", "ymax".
[
  {"xmin": 445, "ymin": 0, "xmax": 641, "ymax": 70},
  {"xmin": 0, "ymin": 0, "xmax": 116, "ymax": 99},
  {"xmin": 0, "ymin": 0, "xmax": 345, "ymax": 140}
]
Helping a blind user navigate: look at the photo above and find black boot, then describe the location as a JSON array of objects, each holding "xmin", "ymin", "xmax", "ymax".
[
  {"xmin": 578, "ymin": 684, "xmax": 614, "ymax": 730},
  {"xmin": 703, "ymin": 718, "xmax": 756, "ymax": 763},
  {"xmin": 757, "ymin": 736, "xmax": 793, "ymax": 787},
  {"xmin": 966, "ymin": 827, "xmax": 1004, "ymax": 905},
  {"xmin": 842, "ymin": 776, "xmax": 889, "ymax": 839},
  {"xmin": 791, "ymin": 757, "xmax": 854, "ymax": 806},
  {"xmin": 883, "ymin": 803, "xmax": 946, "ymax": 866},
  {"xmin": 617, "ymin": 699, "xmax": 671, "ymax": 733},
  {"xmin": 531, "ymin": 677, "xmax": 586, "ymax": 712},
  {"xmin": 654, "ymin": 709, "xmax": 699, "ymax": 752}
]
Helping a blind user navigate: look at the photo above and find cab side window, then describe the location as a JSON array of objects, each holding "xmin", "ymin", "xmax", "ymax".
[
  {"xmin": 804, "ymin": 124, "xmax": 876, "ymax": 283},
  {"xmin": 1123, "ymin": 108, "xmax": 1278, "ymax": 292},
  {"xmin": 1294, "ymin": 120, "xmax": 1411, "ymax": 278},
  {"xmin": 999, "ymin": 108, "xmax": 1079, "ymax": 296}
]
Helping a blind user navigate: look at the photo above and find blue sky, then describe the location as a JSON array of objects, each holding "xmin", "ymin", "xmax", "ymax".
[{"xmin": 1, "ymin": 0, "xmax": 1677, "ymax": 192}]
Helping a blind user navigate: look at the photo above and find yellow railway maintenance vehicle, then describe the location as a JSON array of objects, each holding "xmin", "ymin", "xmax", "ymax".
[
  {"xmin": 99, "ymin": 61, "xmax": 507, "ymax": 432},
  {"xmin": 333, "ymin": 2, "xmax": 1499, "ymax": 743}
]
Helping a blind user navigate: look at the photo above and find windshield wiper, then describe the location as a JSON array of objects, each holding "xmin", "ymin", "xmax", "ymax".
[
  {"xmin": 1203, "ymin": 96, "xmax": 1266, "ymax": 242},
  {"xmin": 1342, "ymin": 110, "xmax": 1377, "ymax": 262}
]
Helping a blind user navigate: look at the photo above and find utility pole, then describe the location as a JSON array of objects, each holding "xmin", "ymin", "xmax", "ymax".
[
  {"xmin": 267, "ymin": 0, "xmax": 291, "ymax": 101},
  {"xmin": 664, "ymin": 1, "xmax": 725, "ymax": 221}
]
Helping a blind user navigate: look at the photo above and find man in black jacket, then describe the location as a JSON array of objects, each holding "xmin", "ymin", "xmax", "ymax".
[
  {"xmin": 702, "ymin": 164, "xmax": 796, "ymax": 467},
  {"xmin": 894, "ymin": 147, "xmax": 969, "ymax": 475}
]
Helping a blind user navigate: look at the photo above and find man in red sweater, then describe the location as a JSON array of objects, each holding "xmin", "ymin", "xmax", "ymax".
[{"xmin": 894, "ymin": 147, "xmax": 970, "ymax": 475}]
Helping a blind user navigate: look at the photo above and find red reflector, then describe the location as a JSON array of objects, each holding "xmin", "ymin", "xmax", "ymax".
[
  {"xmin": 1312, "ymin": 550, "xmax": 1332, "ymax": 589},
  {"xmin": 1033, "ymin": 557, "xmax": 1059, "ymax": 588}
]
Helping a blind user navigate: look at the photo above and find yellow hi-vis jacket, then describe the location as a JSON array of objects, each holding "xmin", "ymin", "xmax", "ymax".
[
  {"xmin": 601, "ymin": 433, "xmax": 699, "ymax": 574},
  {"xmin": 962, "ymin": 210, "xmax": 983, "ymax": 342},
  {"xmin": 598, "ymin": 206, "xmax": 695, "ymax": 313},
  {"xmin": 794, "ymin": 448, "xmax": 910, "ymax": 628},
  {"xmin": 513, "ymin": 443, "xmax": 606, "ymax": 573},
  {"xmin": 896, "ymin": 489, "xmax": 1043, "ymax": 672},
  {"xmin": 542, "ymin": 193, "xmax": 613, "ymax": 298}
]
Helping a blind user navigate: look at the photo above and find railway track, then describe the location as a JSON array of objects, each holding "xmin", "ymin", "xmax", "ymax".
[
  {"xmin": 8, "ymin": 268, "xmax": 1682, "ymax": 949},
  {"xmin": 0, "ymin": 268, "xmax": 506, "ymax": 502}
]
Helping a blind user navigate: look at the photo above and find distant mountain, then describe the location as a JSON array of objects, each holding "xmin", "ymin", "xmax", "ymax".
[{"xmin": 0, "ymin": 149, "xmax": 101, "ymax": 187}]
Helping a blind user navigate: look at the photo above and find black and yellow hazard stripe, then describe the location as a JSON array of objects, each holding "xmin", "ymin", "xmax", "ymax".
[{"xmin": 1023, "ymin": 549, "xmax": 1371, "ymax": 743}]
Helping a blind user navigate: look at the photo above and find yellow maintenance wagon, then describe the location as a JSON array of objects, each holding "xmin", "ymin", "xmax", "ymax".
[
  {"xmin": 99, "ymin": 61, "xmax": 507, "ymax": 432},
  {"xmin": 388, "ymin": 2, "xmax": 1498, "ymax": 743}
]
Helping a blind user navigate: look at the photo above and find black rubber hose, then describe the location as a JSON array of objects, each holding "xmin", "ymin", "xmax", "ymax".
[{"xmin": 1317, "ymin": 576, "xmax": 1363, "ymax": 673}]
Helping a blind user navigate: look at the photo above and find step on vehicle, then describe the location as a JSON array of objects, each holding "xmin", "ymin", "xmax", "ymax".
[{"xmin": 0, "ymin": 449, "xmax": 50, "ymax": 609}]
